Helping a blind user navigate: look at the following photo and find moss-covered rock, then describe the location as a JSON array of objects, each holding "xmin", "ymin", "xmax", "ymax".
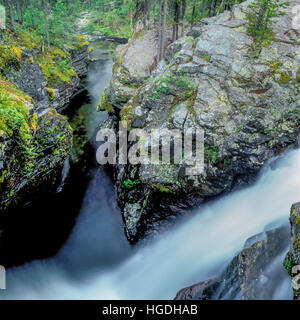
[
  {"xmin": 0, "ymin": 108, "xmax": 72, "ymax": 211},
  {"xmin": 0, "ymin": 28, "xmax": 86, "ymax": 213},
  {"xmin": 1, "ymin": 28, "xmax": 88, "ymax": 114}
]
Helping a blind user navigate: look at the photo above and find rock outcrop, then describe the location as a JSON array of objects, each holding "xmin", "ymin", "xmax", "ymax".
[
  {"xmin": 0, "ymin": 30, "xmax": 89, "ymax": 211},
  {"xmin": 100, "ymin": 0, "xmax": 300, "ymax": 243},
  {"xmin": 5, "ymin": 45, "xmax": 88, "ymax": 114},
  {"xmin": 285, "ymin": 202, "xmax": 300, "ymax": 299},
  {"xmin": 175, "ymin": 225, "xmax": 290, "ymax": 300},
  {"xmin": 0, "ymin": 109, "xmax": 72, "ymax": 211}
]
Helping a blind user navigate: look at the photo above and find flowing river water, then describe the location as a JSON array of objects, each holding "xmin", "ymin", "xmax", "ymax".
[{"xmin": 0, "ymin": 57, "xmax": 299, "ymax": 300}]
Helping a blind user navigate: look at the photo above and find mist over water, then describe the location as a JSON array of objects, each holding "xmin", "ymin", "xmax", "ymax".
[{"xmin": 1, "ymin": 58, "xmax": 299, "ymax": 300}]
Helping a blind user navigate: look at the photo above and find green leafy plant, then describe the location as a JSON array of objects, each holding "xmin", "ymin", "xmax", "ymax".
[
  {"xmin": 246, "ymin": 0, "xmax": 290, "ymax": 54},
  {"xmin": 153, "ymin": 75, "xmax": 195, "ymax": 99},
  {"xmin": 204, "ymin": 145, "xmax": 218, "ymax": 164},
  {"xmin": 284, "ymin": 260, "xmax": 293, "ymax": 276},
  {"xmin": 123, "ymin": 179, "xmax": 141, "ymax": 190}
]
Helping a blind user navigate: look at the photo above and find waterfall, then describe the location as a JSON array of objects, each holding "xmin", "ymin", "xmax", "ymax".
[{"xmin": 1, "ymin": 147, "xmax": 299, "ymax": 300}]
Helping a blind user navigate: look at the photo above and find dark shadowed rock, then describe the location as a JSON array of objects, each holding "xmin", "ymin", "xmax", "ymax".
[
  {"xmin": 0, "ymin": 109, "xmax": 72, "ymax": 211},
  {"xmin": 175, "ymin": 279, "xmax": 219, "ymax": 300},
  {"xmin": 175, "ymin": 225, "xmax": 290, "ymax": 300}
]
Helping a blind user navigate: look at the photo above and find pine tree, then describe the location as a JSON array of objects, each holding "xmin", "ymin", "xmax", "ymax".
[{"xmin": 246, "ymin": 0, "xmax": 290, "ymax": 52}]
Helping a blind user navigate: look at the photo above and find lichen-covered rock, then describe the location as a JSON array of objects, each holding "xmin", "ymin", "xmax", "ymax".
[
  {"xmin": 175, "ymin": 225, "xmax": 290, "ymax": 300},
  {"xmin": 284, "ymin": 202, "xmax": 300, "ymax": 299},
  {"xmin": 102, "ymin": 0, "xmax": 300, "ymax": 243}
]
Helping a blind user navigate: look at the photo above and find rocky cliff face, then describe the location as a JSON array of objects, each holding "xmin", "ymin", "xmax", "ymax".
[
  {"xmin": 100, "ymin": 0, "xmax": 300, "ymax": 243},
  {"xmin": 175, "ymin": 225, "xmax": 290, "ymax": 300},
  {"xmin": 0, "ymin": 109, "xmax": 72, "ymax": 211},
  {"xmin": 0, "ymin": 30, "xmax": 89, "ymax": 212},
  {"xmin": 285, "ymin": 202, "xmax": 300, "ymax": 299},
  {"xmin": 5, "ymin": 45, "xmax": 88, "ymax": 115}
]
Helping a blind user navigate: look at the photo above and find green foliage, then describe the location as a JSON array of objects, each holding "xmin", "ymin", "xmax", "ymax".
[
  {"xmin": 0, "ymin": 27, "xmax": 77, "ymax": 86},
  {"xmin": 284, "ymin": 260, "xmax": 293, "ymax": 276},
  {"xmin": 20, "ymin": 0, "xmax": 82, "ymax": 48},
  {"xmin": 86, "ymin": 8, "xmax": 133, "ymax": 38},
  {"xmin": 36, "ymin": 50, "xmax": 77, "ymax": 86},
  {"xmin": 153, "ymin": 75, "xmax": 195, "ymax": 99},
  {"xmin": 98, "ymin": 88, "xmax": 113, "ymax": 112},
  {"xmin": 123, "ymin": 179, "xmax": 141, "ymax": 189},
  {"xmin": 68, "ymin": 103, "xmax": 90, "ymax": 164},
  {"xmin": 204, "ymin": 145, "xmax": 218, "ymax": 163},
  {"xmin": 246, "ymin": 0, "xmax": 290, "ymax": 54},
  {"xmin": 1, "ymin": 0, "xmax": 249, "ymax": 48},
  {"xmin": 0, "ymin": 77, "xmax": 35, "ymax": 155}
]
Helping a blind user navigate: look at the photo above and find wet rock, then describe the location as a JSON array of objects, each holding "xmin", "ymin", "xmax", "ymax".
[
  {"xmin": 175, "ymin": 279, "xmax": 219, "ymax": 300},
  {"xmin": 175, "ymin": 225, "xmax": 290, "ymax": 300},
  {"xmin": 6, "ymin": 62, "xmax": 50, "ymax": 112},
  {"xmin": 284, "ymin": 202, "xmax": 300, "ymax": 299}
]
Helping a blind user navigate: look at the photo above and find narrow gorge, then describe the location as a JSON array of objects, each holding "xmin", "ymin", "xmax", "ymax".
[{"xmin": 0, "ymin": 0, "xmax": 299, "ymax": 301}]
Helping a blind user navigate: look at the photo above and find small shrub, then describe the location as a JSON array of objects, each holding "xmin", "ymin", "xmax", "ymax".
[
  {"xmin": 123, "ymin": 179, "xmax": 141, "ymax": 189},
  {"xmin": 246, "ymin": 0, "xmax": 290, "ymax": 54}
]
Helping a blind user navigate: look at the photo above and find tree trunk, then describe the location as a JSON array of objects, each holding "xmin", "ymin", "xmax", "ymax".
[
  {"xmin": 201, "ymin": 0, "xmax": 207, "ymax": 19},
  {"xmin": 6, "ymin": 0, "xmax": 17, "ymax": 35},
  {"xmin": 209, "ymin": 0, "xmax": 217, "ymax": 17},
  {"xmin": 172, "ymin": 1, "xmax": 176, "ymax": 42},
  {"xmin": 175, "ymin": 1, "xmax": 179, "ymax": 40},
  {"xmin": 41, "ymin": 0, "xmax": 50, "ymax": 52},
  {"xmin": 181, "ymin": 0, "xmax": 186, "ymax": 38},
  {"xmin": 191, "ymin": 0, "xmax": 196, "ymax": 28},
  {"xmin": 14, "ymin": 0, "xmax": 22, "ymax": 24},
  {"xmin": 158, "ymin": 0, "xmax": 162, "ymax": 60},
  {"xmin": 160, "ymin": 0, "xmax": 167, "ymax": 60},
  {"xmin": 143, "ymin": 0, "xmax": 149, "ymax": 28},
  {"xmin": 147, "ymin": 0, "xmax": 150, "ymax": 24},
  {"xmin": 217, "ymin": 0, "xmax": 226, "ymax": 15},
  {"xmin": 153, "ymin": 0, "xmax": 157, "ymax": 30}
]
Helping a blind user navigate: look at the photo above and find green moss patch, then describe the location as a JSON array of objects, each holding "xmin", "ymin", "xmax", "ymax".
[{"xmin": 0, "ymin": 77, "xmax": 33, "ymax": 149}]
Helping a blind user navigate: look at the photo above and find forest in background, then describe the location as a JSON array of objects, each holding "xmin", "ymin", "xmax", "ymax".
[{"xmin": 0, "ymin": 0, "xmax": 246, "ymax": 49}]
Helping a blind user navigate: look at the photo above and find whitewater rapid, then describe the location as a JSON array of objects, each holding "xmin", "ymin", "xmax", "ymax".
[{"xmin": 1, "ymin": 147, "xmax": 300, "ymax": 300}]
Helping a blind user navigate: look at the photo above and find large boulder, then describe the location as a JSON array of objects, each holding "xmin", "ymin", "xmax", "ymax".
[
  {"xmin": 98, "ymin": 26, "xmax": 173, "ymax": 111},
  {"xmin": 101, "ymin": 0, "xmax": 300, "ymax": 243}
]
